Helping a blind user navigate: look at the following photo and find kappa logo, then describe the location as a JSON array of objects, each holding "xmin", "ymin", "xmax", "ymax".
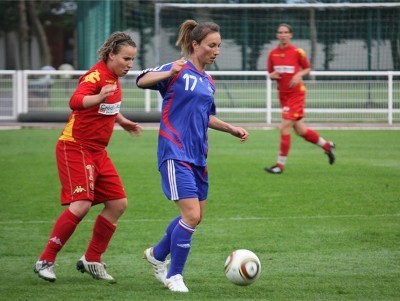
[
  {"xmin": 81, "ymin": 70, "xmax": 100, "ymax": 84},
  {"xmin": 49, "ymin": 236, "xmax": 63, "ymax": 246},
  {"xmin": 73, "ymin": 186, "xmax": 86, "ymax": 194},
  {"xmin": 296, "ymin": 48, "xmax": 307, "ymax": 58}
]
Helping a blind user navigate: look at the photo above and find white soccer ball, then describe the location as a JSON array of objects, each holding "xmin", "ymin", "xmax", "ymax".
[{"xmin": 224, "ymin": 249, "xmax": 261, "ymax": 286}]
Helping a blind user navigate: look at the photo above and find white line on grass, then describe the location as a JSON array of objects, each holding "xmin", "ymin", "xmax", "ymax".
[{"xmin": 1, "ymin": 213, "xmax": 399, "ymax": 224}]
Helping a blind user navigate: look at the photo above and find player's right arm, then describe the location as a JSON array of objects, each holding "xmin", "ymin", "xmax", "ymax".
[
  {"xmin": 137, "ymin": 57, "xmax": 186, "ymax": 88},
  {"xmin": 70, "ymin": 81, "xmax": 118, "ymax": 110},
  {"xmin": 80, "ymin": 84, "xmax": 118, "ymax": 108},
  {"xmin": 267, "ymin": 51, "xmax": 281, "ymax": 81}
]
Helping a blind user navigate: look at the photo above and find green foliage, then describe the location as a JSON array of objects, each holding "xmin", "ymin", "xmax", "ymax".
[
  {"xmin": 0, "ymin": 1, "xmax": 19, "ymax": 32},
  {"xmin": 0, "ymin": 128, "xmax": 399, "ymax": 300}
]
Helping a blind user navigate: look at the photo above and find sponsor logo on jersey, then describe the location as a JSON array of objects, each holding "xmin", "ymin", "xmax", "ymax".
[
  {"xmin": 274, "ymin": 65, "xmax": 295, "ymax": 73},
  {"xmin": 98, "ymin": 101, "xmax": 121, "ymax": 115},
  {"xmin": 81, "ymin": 70, "xmax": 100, "ymax": 84}
]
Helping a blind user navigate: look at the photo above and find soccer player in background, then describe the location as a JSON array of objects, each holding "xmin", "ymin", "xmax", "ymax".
[
  {"xmin": 265, "ymin": 23, "xmax": 335, "ymax": 174},
  {"xmin": 34, "ymin": 32, "xmax": 143, "ymax": 283},
  {"xmin": 136, "ymin": 20, "xmax": 249, "ymax": 292}
]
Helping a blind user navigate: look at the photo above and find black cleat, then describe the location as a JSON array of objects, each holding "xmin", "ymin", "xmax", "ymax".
[
  {"xmin": 264, "ymin": 165, "xmax": 283, "ymax": 174},
  {"xmin": 325, "ymin": 142, "xmax": 336, "ymax": 165}
]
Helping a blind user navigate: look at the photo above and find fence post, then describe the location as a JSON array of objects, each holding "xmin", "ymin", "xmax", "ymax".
[
  {"xmin": 145, "ymin": 89, "xmax": 151, "ymax": 112},
  {"xmin": 266, "ymin": 73, "xmax": 272, "ymax": 125},
  {"xmin": 388, "ymin": 72, "xmax": 393, "ymax": 125}
]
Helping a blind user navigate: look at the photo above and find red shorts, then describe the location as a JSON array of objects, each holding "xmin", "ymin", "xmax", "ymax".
[
  {"xmin": 279, "ymin": 91, "xmax": 306, "ymax": 121},
  {"xmin": 56, "ymin": 140, "xmax": 126, "ymax": 205}
]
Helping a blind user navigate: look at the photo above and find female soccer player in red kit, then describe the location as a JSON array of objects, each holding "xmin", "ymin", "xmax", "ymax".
[
  {"xmin": 34, "ymin": 32, "xmax": 142, "ymax": 283},
  {"xmin": 265, "ymin": 23, "xmax": 335, "ymax": 174}
]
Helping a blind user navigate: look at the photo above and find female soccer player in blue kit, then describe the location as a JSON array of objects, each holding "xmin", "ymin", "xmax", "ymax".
[{"xmin": 136, "ymin": 19, "xmax": 249, "ymax": 292}]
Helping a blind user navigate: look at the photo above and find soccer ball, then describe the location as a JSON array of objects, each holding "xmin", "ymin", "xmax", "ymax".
[{"xmin": 224, "ymin": 249, "xmax": 261, "ymax": 286}]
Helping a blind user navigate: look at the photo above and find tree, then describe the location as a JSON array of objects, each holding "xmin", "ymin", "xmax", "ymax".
[
  {"xmin": 0, "ymin": 2, "xmax": 19, "ymax": 69},
  {"xmin": 0, "ymin": 0, "xmax": 72, "ymax": 70},
  {"xmin": 18, "ymin": 0, "xmax": 30, "ymax": 69},
  {"xmin": 380, "ymin": 8, "xmax": 400, "ymax": 70},
  {"xmin": 27, "ymin": 1, "xmax": 52, "ymax": 67}
]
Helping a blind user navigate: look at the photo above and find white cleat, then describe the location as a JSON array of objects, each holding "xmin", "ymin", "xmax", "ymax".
[
  {"xmin": 143, "ymin": 247, "xmax": 169, "ymax": 285},
  {"xmin": 76, "ymin": 255, "xmax": 115, "ymax": 283},
  {"xmin": 34, "ymin": 260, "xmax": 56, "ymax": 282},
  {"xmin": 165, "ymin": 274, "xmax": 189, "ymax": 293}
]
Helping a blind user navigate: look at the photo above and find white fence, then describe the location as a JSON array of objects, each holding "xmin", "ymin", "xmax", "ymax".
[{"xmin": 0, "ymin": 70, "xmax": 399, "ymax": 124}]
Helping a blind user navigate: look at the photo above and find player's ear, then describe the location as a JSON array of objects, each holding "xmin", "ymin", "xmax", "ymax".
[{"xmin": 108, "ymin": 52, "xmax": 116, "ymax": 61}]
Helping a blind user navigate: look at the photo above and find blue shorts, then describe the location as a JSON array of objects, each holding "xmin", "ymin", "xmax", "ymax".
[{"xmin": 159, "ymin": 159, "xmax": 208, "ymax": 201}]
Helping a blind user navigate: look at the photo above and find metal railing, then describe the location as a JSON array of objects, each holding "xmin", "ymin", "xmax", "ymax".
[{"xmin": 0, "ymin": 70, "xmax": 399, "ymax": 124}]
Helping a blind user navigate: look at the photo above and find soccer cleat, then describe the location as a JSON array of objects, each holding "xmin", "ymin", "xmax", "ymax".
[
  {"xmin": 165, "ymin": 274, "xmax": 189, "ymax": 293},
  {"xmin": 34, "ymin": 260, "xmax": 56, "ymax": 282},
  {"xmin": 76, "ymin": 255, "xmax": 115, "ymax": 283},
  {"xmin": 325, "ymin": 141, "xmax": 336, "ymax": 165},
  {"xmin": 143, "ymin": 247, "xmax": 169, "ymax": 285},
  {"xmin": 264, "ymin": 165, "xmax": 283, "ymax": 174}
]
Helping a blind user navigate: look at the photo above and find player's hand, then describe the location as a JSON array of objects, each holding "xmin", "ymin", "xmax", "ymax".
[
  {"xmin": 231, "ymin": 127, "xmax": 249, "ymax": 143},
  {"xmin": 289, "ymin": 73, "xmax": 302, "ymax": 88},
  {"xmin": 116, "ymin": 114, "xmax": 143, "ymax": 137},
  {"xmin": 99, "ymin": 84, "xmax": 118, "ymax": 101},
  {"xmin": 170, "ymin": 57, "xmax": 186, "ymax": 76},
  {"xmin": 124, "ymin": 121, "xmax": 143, "ymax": 137},
  {"xmin": 269, "ymin": 71, "xmax": 281, "ymax": 80}
]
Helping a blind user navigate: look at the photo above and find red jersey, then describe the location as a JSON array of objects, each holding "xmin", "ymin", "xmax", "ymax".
[
  {"xmin": 59, "ymin": 61, "xmax": 122, "ymax": 150},
  {"xmin": 267, "ymin": 44, "xmax": 310, "ymax": 93}
]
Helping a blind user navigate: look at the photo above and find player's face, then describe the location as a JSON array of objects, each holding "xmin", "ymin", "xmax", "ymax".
[
  {"xmin": 108, "ymin": 45, "xmax": 137, "ymax": 77},
  {"xmin": 194, "ymin": 32, "xmax": 221, "ymax": 66},
  {"xmin": 276, "ymin": 26, "xmax": 292, "ymax": 46}
]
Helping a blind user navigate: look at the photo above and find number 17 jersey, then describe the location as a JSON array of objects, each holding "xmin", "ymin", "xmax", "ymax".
[{"xmin": 136, "ymin": 60, "xmax": 216, "ymax": 168}]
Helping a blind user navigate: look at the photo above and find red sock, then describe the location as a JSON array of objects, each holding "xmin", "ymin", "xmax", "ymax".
[
  {"xmin": 303, "ymin": 129, "xmax": 319, "ymax": 144},
  {"xmin": 85, "ymin": 215, "xmax": 116, "ymax": 262},
  {"xmin": 279, "ymin": 134, "xmax": 291, "ymax": 156},
  {"xmin": 39, "ymin": 209, "xmax": 81, "ymax": 262}
]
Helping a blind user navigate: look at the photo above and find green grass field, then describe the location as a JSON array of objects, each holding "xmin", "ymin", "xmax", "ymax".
[{"xmin": 0, "ymin": 128, "xmax": 399, "ymax": 301}]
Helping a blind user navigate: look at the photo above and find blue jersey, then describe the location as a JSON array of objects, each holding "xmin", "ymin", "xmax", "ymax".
[{"xmin": 136, "ymin": 61, "xmax": 216, "ymax": 168}]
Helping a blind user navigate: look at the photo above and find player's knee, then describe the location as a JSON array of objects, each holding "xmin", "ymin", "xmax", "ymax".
[
  {"xmin": 184, "ymin": 213, "xmax": 201, "ymax": 228},
  {"xmin": 69, "ymin": 200, "xmax": 92, "ymax": 218},
  {"xmin": 117, "ymin": 198, "xmax": 128, "ymax": 213},
  {"xmin": 108, "ymin": 198, "xmax": 128, "ymax": 215}
]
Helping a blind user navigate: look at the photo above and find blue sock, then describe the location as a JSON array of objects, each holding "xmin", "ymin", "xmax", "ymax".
[
  {"xmin": 167, "ymin": 219, "xmax": 196, "ymax": 278},
  {"xmin": 153, "ymin": 216, "xmax": 180, "ymax": 261}
]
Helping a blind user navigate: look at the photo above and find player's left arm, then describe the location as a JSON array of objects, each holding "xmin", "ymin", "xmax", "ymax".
[
  {"xmin": 290, "ymin": 67, "xmax": 311, "ymax": 88},
  {"xmin": 115, "ymin": 113, "xmax": 143, "ymax": 137},
  {"xmin": 289, "ymin": 48, "xmax": 311, "ymax": 88},
  {"xmin": 209, "ymin": 115, "xmax": 249, "ymax": 143}
]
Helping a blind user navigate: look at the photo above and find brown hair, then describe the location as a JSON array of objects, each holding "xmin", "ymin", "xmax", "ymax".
[
  {"xmin": 97, "ymin": 31, "xmax": 137, "ymax": 62},
  {"xmin": 176, "ymin": 20, "xmax": 220, "ymax": 57},
  {"xmin": 276, "ymin": 23, "xmax": 293, "ymax": 33}
]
